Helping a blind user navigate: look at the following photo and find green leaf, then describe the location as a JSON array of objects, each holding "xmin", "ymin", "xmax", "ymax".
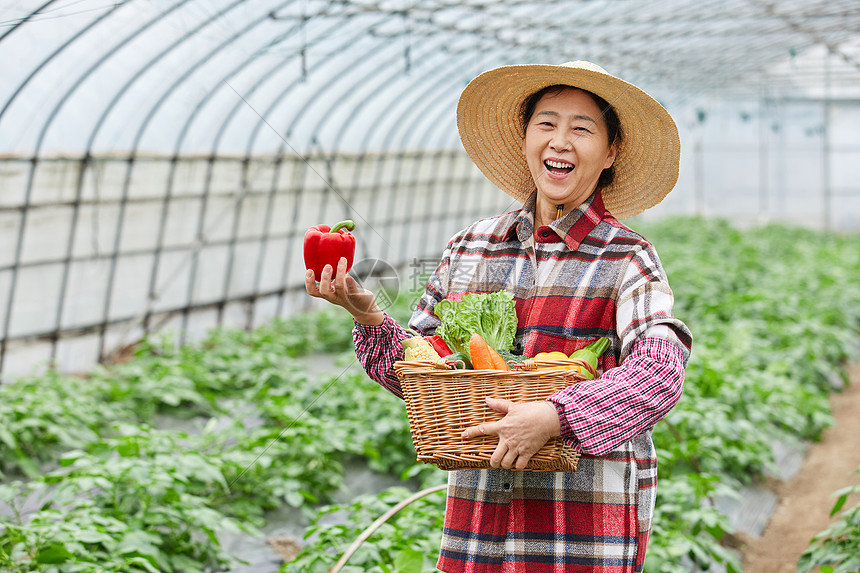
[
  {"xmin": 830, "ymin": 493, "xmax": 848, "ymax": 518},
  {"xmin": 394, "ymin": 548, "xmax": 424, "ymax": 573},
  {"xmin": 59, "ymin": 450, "xmax": 86, "ymax": 467},
  {"xmin": 0, "ymin": 425, "xmax": 17, "ymax": 449},
  {"xmin": 35, "ymin": 543, "xmax": 73, "ymax": 564},
  {"xmin": 170, "ymin": 554, "xmax": 206, "ymax": 572},
  {"xmin": 117, "ymin": 440, "xmax": 140, "ymax": 458}
]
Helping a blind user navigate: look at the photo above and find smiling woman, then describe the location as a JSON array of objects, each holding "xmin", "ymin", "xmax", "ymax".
[
  {"xmin": 520, "ymin": 86, "xmax": 619, "ymax": 227},
  {"xmin": 307, "ymin": 60, "xmax": 692, "ymax": 573},
  {"xmin": 521, "ymin": 84, "xmax": 622, "ymax": 188}
]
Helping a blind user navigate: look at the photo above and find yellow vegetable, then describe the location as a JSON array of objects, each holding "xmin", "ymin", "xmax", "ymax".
[
  {"xmin": 402, "ymin": 336, "xmax": 443, "ymax": 362},
  {"xmin": 534, "ymin": 351, "xmax": 576, "ymax": 370}
]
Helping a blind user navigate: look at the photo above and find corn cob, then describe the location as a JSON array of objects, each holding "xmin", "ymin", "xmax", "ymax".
[{"xmin": 402, "ymin": 336, "xmax": 443, "ymax": 362}]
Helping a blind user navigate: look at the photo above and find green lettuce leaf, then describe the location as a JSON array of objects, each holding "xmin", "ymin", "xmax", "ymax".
[{"xmin": 434, "ymin": 291, "xmax": 518, "ymax": 358}]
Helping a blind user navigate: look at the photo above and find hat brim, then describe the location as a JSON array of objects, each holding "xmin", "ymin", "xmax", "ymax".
[{"xmin": 456, "ymin": 62, "xmax": 680, "ymax": 220}]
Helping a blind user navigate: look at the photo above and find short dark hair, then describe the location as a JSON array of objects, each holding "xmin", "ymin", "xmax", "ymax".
[{"xmin": 520, "ymin": 85, "xmax": 622, "ymax": 190}]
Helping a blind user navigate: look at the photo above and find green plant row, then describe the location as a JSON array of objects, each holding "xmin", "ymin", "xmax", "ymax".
[
  {"xmin": 639, "ymin": 219, "xmax": 860, "ymax": 573},
  {"xmin": 0, "ymin": 300, "xmax": 436, "ymax": 571},
  {"xmin": 1, "ymin": 217, "xmax": 859, "ymax": 572},
  {"xmin": 798, "ymin": 464, "xmax": 860, "ymax": 573}
]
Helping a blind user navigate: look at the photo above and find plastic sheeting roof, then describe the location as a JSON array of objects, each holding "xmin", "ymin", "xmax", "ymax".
[{"xmin": 2, "ymin": 0, "xmax": 859, "ymax": 155}]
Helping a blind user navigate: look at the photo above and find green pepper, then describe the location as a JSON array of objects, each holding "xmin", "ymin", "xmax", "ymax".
[
  {"xmin": 442, "ymin": 352, "xmax": 472, "ymax": 369},
  {"xmin": 568, "ymin": 337, "xmax": 611, "ymax": 379}
]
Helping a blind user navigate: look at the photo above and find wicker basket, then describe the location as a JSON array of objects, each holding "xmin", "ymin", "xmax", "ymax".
[{"xmin": 393, "ymin": 358, "xmax": 596, "ymax": 472}]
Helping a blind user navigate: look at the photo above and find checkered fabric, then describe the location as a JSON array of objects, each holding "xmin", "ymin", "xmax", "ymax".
[{"xmin": 353, "ymin": 190, "xmax": 692, "ymax": 572}]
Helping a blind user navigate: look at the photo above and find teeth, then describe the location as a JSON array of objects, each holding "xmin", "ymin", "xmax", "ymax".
[{"xmin": 545, "ymin": 160, "xmax": 573, "ymax": 169}]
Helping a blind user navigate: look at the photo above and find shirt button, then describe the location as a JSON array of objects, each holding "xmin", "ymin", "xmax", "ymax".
[
  {"xmin": 503, "ymin": 482, "xmax": 512, "ymax": 490},
  {"xmin": 541, "ymin": 229, "xmax": 550, "ymax": 237}
]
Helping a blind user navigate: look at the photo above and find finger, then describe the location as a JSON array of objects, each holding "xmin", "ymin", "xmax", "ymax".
[
  {"xmin": 500, "ymin": 448, "xmax": 519, "ymax": 470},
  {"xmin": 304, "ymin": 269, "xmax": 321, "ymax": 296},
  {"xmin": 485, "ymin": 397, "xmax": 513, "ymax": 414},
  {"xmin": 462, "ymin": 422, "xmax": 497, "ymax": 439},
  {"xmin": 489, "ymin": 441, "xmax": 507, "ymax": 469},
  {"xmin": 514, "ymin": 451, "xmax": 533, "ymax": 471},
  {"xmin": 319, "ymin": 264, "xmax": 335, "ymax": 294},
  {"xmin": 333, "ymin": 257, "xmax": 348, "ymax": 291}
]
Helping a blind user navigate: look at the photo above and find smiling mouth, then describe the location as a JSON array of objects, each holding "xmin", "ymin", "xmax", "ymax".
[{"xmin": 545, "ymin": 159, "xmax": 574, "ymax": 175}]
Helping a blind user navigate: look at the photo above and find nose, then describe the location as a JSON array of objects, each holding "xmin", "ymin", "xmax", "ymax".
[{"xmin": 550, "ymin": 132, "xmax": 572, "ymax": 152}]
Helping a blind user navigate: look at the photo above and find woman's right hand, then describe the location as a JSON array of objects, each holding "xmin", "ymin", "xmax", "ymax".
[{"xmin": 305, "ymin": 256, "xmax": 384, "ymax": 326}]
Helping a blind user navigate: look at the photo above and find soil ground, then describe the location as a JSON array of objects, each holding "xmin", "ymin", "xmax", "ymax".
[{"xmin": 741, "ymin": 359, "xmax": 860, "ymax": 572}]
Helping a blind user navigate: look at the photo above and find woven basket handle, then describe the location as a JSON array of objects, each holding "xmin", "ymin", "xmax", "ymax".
[{"xmin": 395, "ymin": 359, "xmax": 454, "ymax": 370}]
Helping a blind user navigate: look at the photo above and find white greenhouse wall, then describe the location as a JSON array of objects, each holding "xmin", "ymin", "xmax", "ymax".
[{"xmin": 1, "ymin": 97, "xmax": 859, "ymax": 379}]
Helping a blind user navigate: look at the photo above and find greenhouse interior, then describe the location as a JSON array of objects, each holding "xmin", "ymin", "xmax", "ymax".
[{"xmin": 1, "ymin": 1, "xmax": 860, "ymax": 572}]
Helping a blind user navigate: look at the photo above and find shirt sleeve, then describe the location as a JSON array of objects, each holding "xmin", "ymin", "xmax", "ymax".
[
  {"xmin": 547, "ymin": 242, "xmax": 692, "ymax": 456},
  {"xmin": 547, "ymin": 336, "xmax": 685, "ymax": 456},
  {"xmin": 353, "ymin": 243, "xmax": 453, "ymax": 399},
  {"xmin": 615, "ymin": 243, "xmax": 693, "ymax": 363},
  {"xmin": 353, "ymin": 313, "xmax": 414, "ymax": 399},
  {"xmin": 407, "ymin": 241, "xmax": 453, "ymax": 335}
]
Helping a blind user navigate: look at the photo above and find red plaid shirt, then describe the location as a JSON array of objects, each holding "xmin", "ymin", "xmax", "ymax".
[{"xmin": 354, "ymin": 191, "xmax": 692, "ymax": 572}]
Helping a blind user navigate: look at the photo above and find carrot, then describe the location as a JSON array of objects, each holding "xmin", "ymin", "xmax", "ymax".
[{"xmin": 469, "ymin": 333, "xmax": 510, "ymax": 370}]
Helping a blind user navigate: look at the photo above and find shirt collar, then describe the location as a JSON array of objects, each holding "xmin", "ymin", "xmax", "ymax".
[{"xmin": 507, "ymin": 190, "xmax": 608, "ymax": 251}]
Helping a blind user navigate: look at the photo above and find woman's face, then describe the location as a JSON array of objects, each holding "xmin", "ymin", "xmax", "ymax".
[{"xmin": 522, "ymin": 87, "xmax": 617, "ymax": 209}]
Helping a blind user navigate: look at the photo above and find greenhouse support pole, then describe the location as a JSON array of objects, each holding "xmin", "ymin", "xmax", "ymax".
[
  {"xmin": 758, "ymin": 89, "xmax": 769, "ymax": 220},
  {"xmin": 823, "ymin": 57, "xmax": 833, "ymax": 231}
]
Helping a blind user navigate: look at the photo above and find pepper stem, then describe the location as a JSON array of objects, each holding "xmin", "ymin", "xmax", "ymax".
[{"xmin": 330, "ymin": 220, "xmax": 356, "ymax": 233}]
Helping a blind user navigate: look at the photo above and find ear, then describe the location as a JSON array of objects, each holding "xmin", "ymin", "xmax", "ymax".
[{"xmin": 603, "ymin": 140, "xmax": 619, "ymax": 170}]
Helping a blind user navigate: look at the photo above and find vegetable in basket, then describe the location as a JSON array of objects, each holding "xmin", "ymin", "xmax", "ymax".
[
  {"xmin": 425, "ymin": 334, "xmax": 453, "ymax": 357},
  {"xmin": 532, "ymin": 337, "xmax": 610, "ymax": 378},
  {"xmin": 442, "ymin": 352, "xmax": 472, "ymax": 369},
  {"xmin": 434, "ymin": 290, "xmax": 518, "ymax": 360},
  {"xmin": 401, "ymin": 336, "xmax": 443, "ymax": 362},
  {"xmin": 533, "ymin": 351, "xmax": 574, "ymax": 370},
  {"xmin": 569, "ymin": 337, "xmax": 611, "ymax": 373},
  {"xmin": 469, "ymin": 333, "xmax": 510, "ymax": 370}
]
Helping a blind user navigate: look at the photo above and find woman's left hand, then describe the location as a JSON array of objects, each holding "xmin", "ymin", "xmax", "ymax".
[{"xmin": 462, "ymin": 398, "xmax": 562, "ymax": 470}]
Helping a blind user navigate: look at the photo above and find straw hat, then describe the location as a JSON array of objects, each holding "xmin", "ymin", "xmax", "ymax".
[{"xmin": 456, "ymin": 61, "xmax": 680, "ymax": 220}]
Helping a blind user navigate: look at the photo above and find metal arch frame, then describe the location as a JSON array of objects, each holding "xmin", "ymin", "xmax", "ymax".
[
  {"xmin": 0, "ymin": 1, "xmax": 132, "ymax": 127},
  {"xmin": 299, "ymin": 40, "xmax": 462, "ymax": 260},
  {"xmin": 2, "ymin": 1, "xmax": 304, "ymax": 362},
  {"xmin": 226, "ymin": 17, "xmax": 402, "ymax": 319},
  {"xmin": 0, "ymin": 0, "xmax": 144, "ymax": 370},
  {"xmin": 174, "ymin": 8, "xmax": 374, "ymax": 334},
  {"xmin": 76, "ymin": 0, "xmax": 273, "ymax": 358},
  {"xmin": 331, "ymin": 52, "xmax": 485, "ymax": 263},
  {"xmin": 201, "ymin": 6, "xmax": 365, "ymax": 331},
  {"xmin": 236, "ymin": 21, "xmax": 428, "ymax": 322},
  {"xmin": 97, "ymin": 1, "xmax": 301, "ymax": 348},
  {"xmin": 253, "ymin": 30, "xmax": 457, "ymax": 314},
  {"xmin": 70, "ymin": 0, "xmax": 259, "ymax": 357},
  {"xmin": 0, "ymin": 1, "xmax": 59, "ymax": 44},
  {"xmin": 1, "ymin": 0, "xmax": 859, "ymax": 374},
  {"xmin": 155, "ymin": 1, "xmax": 347, "ymax": 336},
  {"xmin": 50, "ymin": 1, "xmax": 203, "ymax": 364}
]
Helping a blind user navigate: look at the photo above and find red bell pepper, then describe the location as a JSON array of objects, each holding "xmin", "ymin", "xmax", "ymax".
[
  {"xmin": 425, "ymin": 335, "xmax": 452, "ymax": 357},
  {"xmin": 303, "ymin": 220, "xmax": 356, "ymax": 280}
]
